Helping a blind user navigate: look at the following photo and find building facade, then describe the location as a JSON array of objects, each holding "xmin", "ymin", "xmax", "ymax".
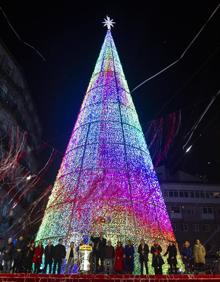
[
  {"xmin": 0, "ymin": 39, "xmax": 42, "ymax": 239},
  {"xmin": 0, "ymin": 39, "xmax": 41, "ymax": 148},
  {"xmin": 157, "ymin": 166, "xmax": 220, "ymax": 255}
]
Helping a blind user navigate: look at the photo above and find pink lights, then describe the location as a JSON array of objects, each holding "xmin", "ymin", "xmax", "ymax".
[{"xmin": 36, "ymin": 28, "xmax": 182, "ymax": 274}]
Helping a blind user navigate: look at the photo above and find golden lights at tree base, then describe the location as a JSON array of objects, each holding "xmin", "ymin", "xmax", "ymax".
[{"xmin": 36, "ymin": 19, "xmax": 183, "ymax": 273}]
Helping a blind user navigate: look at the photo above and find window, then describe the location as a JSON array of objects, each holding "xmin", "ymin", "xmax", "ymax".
[
  {"xmin": 171, "ymin": 206, "xmax": 181, "ymax": 213},
  {"xmin": 203, "ymin": 207, "xmax": 213, "ymax": 214},
  {"xmin": 194, "ymin": 224, "xmax": 200, "ymax": 232},
  {"xmin": 172, "ymin": 224, "xmax": 177, "ymax": 232},
  {"xmin": 203, "ymin": 224, "xmax": 210, "ymax": 232},
  {"xmin": 169, "ymin": 191, "xmax": 174, "ymax": 197},
  {"xmin": 180, "ymin": 191, "xmax": 184, "ymax": 197},
  {"xmin": 2, "ymin": 205, "xmax": 8, "ymax": 217},
  {"xmin": 208, "ymin": 207, "xmax": 213, "ymax": 214},
  {"xmin": 201, "ymin": 192, "xmax": 205, "ymax": 198},
  {"xmin": 186, "ymin": 208, "xmax": 194, "ymax": 215},
  {"xmin": 181, "ymin": 224, "xmax": 188, "ymax": 232},
  {"xmin": 202, "ymin": 207, "xmax": 214, "ymax": 220},
  {"xmin": 0, "ymin": 84, "xmax": 8, "ymax": 97},
  {"xmin": 170, "ymin": 206, "xmax": 182, "ymax": 219},
  {"xmin": 195, "ymin": 191, "xmax": 200, "ymax": 198},
  {"xmin": 205, "ymin": 192, "xmax": 210, "ymax": 198},
  {"xmin": 174, "ymin": 191, "xmax": 178, "ymax": 197},
  {"xmin": 5, "ymin": 64, "xmax": 13, "ymax": 76},
  {"xmin": 163, "ymin": 190, "xmax": 168, "ymax": 197},
  {"xmin": 184, "ymin": 191, "xmax": 188, "ymax": 198},
  {"xmin": 190, "ymin": 191, "xmax": 194, "ymax": 198}
]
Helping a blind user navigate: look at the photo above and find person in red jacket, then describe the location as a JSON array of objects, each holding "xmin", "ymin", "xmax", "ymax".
[
  {"xmin": 114, "ymin": 241, "xmax": 124, "ymax": 273},
  {"xmin": 33, "ymin": 242, "xmax": 44, "ymax": 273}
]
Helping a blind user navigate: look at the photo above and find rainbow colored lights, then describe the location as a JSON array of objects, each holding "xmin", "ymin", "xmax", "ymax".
[{"xmin": 36, "ymin": 28, "xmax": 183, "ymax": 273}]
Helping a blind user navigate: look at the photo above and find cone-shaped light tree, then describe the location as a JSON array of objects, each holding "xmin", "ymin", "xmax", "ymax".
[{"xmin": 36, "ymin": 17, "xmax": 182, "ymax": 273}]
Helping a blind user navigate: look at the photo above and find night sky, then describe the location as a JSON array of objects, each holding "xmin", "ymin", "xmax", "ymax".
[{"xmin": 1, "ymin": 1, "xmax": 220, "ymax": 182}]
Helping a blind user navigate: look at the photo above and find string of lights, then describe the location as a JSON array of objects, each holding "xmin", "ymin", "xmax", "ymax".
[
  {"xmin": 131, "ymin": 3, "xmax": 220, "ymax": 93},
  {"xmin": 36, "ymin": 23, "xmax": 184, "ymax": 273}
]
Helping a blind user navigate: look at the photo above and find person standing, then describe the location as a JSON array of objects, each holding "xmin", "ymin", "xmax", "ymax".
[
  {"xmin": 90, "ymin": 233, "xmax": 106, "ymax": 273},
  {"xmin": 151, "ymin": 241, "xmax": 164, "ymax": 274},
  {"xmin": 164, "ymin": 242, "xmax": 177, "ymax": 274},
  {"xmin": 44, "ymin": 240, "xmax": 54, "ymax": 274},
  {"xmin": 24, "ymin": 241, "xmax": 35, "ymax": 273},
  {"xmin": 124, "ymin": 240, "xmax": 135, "ymax": 274},
  {"xmin": 0, "ymin": 248, "xmax": 3, "ymax": 272},
  {"xmin": 114, "ymin": 241, "xmax": 124, "ymax": 273},
  {"xmin": 193, "ymin": 239, "xmax": 206, "ymax": 270},
  {"xmin": 138, "ymin": 239, "xmax": 149, "ymax": 275},
  {"xmin": 33, "ymin": 242, "xmax": 44, "ymax": 273},
  {"xmin": 104, "ymin": 240, "xmax": 115, "ymax": 274},
  {"xmin": 181, "ymin": 240, "xmax": 193, "ymax": 273},
  {"xmin": 53, "ymin": 239, "xmax": 66, "ymax": 274},
  {"xmin": 14, "ymin": 236, "xmax": 26, "ymax": 272},
  {"xmin": 3, "ymin": 238, "xmax": 14, "ymax": 273},
  {"xmin": 65, "ymin": 242, "xmax": 77, "ymax": 274}
]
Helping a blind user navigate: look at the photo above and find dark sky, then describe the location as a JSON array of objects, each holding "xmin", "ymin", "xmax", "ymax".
[{"xmin": 1, "ymin": 1, "xmax": 220, "ymax": 182}]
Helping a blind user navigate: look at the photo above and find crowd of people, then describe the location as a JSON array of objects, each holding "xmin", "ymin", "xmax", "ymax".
[
  {"xmin": 0, "ymin": 237, "xmax": 66, "ymax": 274},
  {"xmin": 89, "ymin": 234, "xmax": 206, "ymax": 275},
  {"xmin": 0, "ymin": 233, "xmax": 207, "ymax": 275}
]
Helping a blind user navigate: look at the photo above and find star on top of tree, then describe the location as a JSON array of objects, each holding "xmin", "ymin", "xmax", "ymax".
[{"xmin": 102, "ymin": 16, "xmax": 115, "ymax": 30}]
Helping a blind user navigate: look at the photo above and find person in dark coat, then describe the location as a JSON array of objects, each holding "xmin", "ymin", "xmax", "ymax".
[
  {"xmin": 14, "ymin": 236, "xmax": 26, "ymax": 273},
  {"xmin": 104, "ymin": 240, "xmax": 115, "ymax": 274},
  {"xmin": 53, "ymin": 239, "xmax": 66, "ymax": 274},
  {"xmin": 124, "ymin": 240, "xmax": 135, "ymax": 274},
  {"xmin": 181, "ymin": 240, "xmax": 193, "ymax": 273},
  {"xmin": 3, "ymin": 238, "xmax": 14, "ymax": 273},
  {"xmin": 0, "ymin": 249, "xmax": 3, "ymax": 272},
  {"xmin": 138, "ymin": 239, "xmax": 149, "ymax": 275},
  {"xmin": 164, "ymin": 242, "xmax": 177, "ymax": 274},
  {"xmin": 33, "ymin": 242, "xmax": 44, "ymax": 273},
  {"xmin": 90, "ymin": 232, "xmax": 106, "ymax": 273},
  {"xmin": 151, "ymin": 241, "xmax": 164, "ymax": 274},
  {"xmin": 44, "ymin": 240, "xmax": 54, "ymax": 274},
  {"xmin": 24, "ymin": 241, "xmax": 35, "ymax": 273}
]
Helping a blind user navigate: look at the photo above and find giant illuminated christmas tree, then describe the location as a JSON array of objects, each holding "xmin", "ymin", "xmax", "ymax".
[{"xmin": 36, "ymin": 17, "xmax": 182, "ymax": 273}]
